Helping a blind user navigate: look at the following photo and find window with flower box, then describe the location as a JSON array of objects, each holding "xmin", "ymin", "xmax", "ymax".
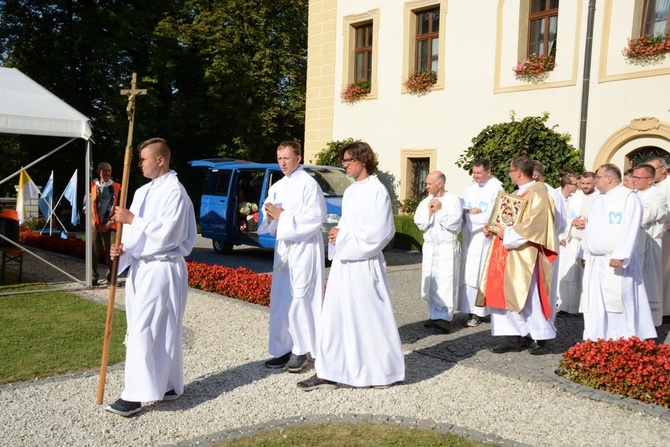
[
  {"xmin": 513, "ymin": 0, "xmax": 558, "ymax": 83},
  {"xmin": 341, "ymin": 10, "xmax": 380, "ymax": 102},
  {"xmin": 402, "ymin": 0, "xmax": 446, "ymax": 94},
  {"xmin": 624, "ymin": 0, "xmax": 670, "ymax": 64},
  {"xmin": 355, "ymin": 23, "xmax": 373, "ymax": 83}
]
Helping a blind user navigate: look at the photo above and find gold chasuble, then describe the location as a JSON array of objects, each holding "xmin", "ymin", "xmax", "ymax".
[{"xmin": 476, "ymin": 182, "xmax": 557, "ymax": 320}]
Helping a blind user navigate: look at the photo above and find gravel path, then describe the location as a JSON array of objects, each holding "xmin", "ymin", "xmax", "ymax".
[{"xmin": 1, "ymin": 245, "xmax": 669, "ymax": 447}]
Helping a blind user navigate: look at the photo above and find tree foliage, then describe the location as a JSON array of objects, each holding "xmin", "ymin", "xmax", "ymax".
[
  {"xmin": 456, "ymin": 112, "xmax": 583, "ymax": 192},
  {"xmin": 0, "ymin": 0, "xmax": 308, "ymax": 203}
]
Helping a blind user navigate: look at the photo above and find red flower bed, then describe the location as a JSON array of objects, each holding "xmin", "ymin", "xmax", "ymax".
[
  {"xmin": 19, "ymin": 227, "xmax": 86, "ymax": 259},
  {"xmin": 19, "ymin": 228, "xmax": 273, "ymax": 306},
  {"xmin": 186, "ymin": 261, "xmax": 271, "ymax": 307},
  {"xmin": 557, "ymin": 337, "xmax": 670, "ymax": 407}
]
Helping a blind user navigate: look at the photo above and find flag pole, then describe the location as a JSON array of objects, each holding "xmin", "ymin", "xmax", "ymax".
[{"xmin": 97, "ymin": 73, "xmax": 146, "ymax": 405}]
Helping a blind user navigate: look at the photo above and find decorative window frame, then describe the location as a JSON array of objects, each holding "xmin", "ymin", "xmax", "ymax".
[
  {"xmin": 342, "ymin": 9, "xmax": 380, "ymax": 102},
  {"xmin": 400, "ymin": 148, "xmax": 437, "ymax": 201},
  {"xmin": 402, "ymin": 0, "xmax": 447, "ymax": 94}
]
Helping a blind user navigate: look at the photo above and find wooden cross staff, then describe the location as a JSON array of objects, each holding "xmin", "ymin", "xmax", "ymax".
[{"xmin": 97, "ymin": 73, "xmax": 147, "ymax": 405}]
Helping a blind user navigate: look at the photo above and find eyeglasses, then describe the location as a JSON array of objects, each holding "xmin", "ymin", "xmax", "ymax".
[
  {"xmin": 632, "ymin": 176, "xmax": 652, "ymax": 180},
  {"xmin": 509, "ymin": 169, "xmax": 518, "ymax": 173},
  {"xmin": 342, "ymin": 157, "xmax": 357, "ymax": 166},
  {"xmin": 594, "ymin": 175, "xmax": 609, "ymax": 180}
]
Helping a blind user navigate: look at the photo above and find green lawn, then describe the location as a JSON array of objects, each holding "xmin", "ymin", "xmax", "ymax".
[
  {"xmin": 0, "ymin": 283, "xmax": 126, "ymax": 385},
  {"xmin": 216, "ymin": 422, "xmax": 489, "ymax": 447}
]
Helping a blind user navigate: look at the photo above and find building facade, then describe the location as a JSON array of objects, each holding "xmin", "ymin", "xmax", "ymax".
[{"xmin": 304, "ymin": 0, "xmax": 670, "ymax": 200}]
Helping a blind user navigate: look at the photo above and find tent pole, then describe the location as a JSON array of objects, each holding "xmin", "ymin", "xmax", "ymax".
[{"xmin": 85, "ymin": 141, "xmax": 92, "ymax": 287}]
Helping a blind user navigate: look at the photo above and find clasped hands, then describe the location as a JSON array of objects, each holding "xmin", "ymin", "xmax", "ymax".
[{"xmin": 263, "ymin": 202, "xmax": 283, "ymax": 222}]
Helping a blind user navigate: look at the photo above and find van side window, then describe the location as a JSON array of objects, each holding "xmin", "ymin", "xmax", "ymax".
[{"xmin": 205, "ymin": 170, "xmax": 231, "ymax": 196}]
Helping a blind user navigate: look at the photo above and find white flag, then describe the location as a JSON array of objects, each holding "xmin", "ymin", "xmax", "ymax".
[
  {"xmin": 38, "ymin": 171, "xmax": 54, "ymax": 220},
  {"xmin": 16, "ymin": 169, "xmax": 40, "ymax": 224},
  {"xmin": 63, "ymin": 169, "xmax": 79, "ymax": 226}
]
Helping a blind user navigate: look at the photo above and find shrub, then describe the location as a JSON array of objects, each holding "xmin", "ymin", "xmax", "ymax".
[
  {"xmin": 557, "ymin": 337, "xmax": 670, "ymax": 408},
  {"xmin": 456, "ymin": 111, "xmax": 582, "ymax": 192},
  {"xmin": 311, "ymin": 138, "xmax": 357, "ymax": 167},
  {"xmin": 393, "ymin": 214, "xmax": 423, "ymax": 252}
]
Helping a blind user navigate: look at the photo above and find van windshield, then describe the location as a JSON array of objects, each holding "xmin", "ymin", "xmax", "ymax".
[{"xmin": 305, "ymin": 168, "xmax": 354, "ymax": 197}]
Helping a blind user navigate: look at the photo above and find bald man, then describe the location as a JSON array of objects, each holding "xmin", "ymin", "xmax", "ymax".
[{"xmin": 414, "ymin": 170, "xmax": 462, "ymax": 333}]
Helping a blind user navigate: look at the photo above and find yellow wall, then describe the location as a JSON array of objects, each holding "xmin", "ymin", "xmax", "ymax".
[{"xmin": 304, "ymin": 0, "xmax": 338, "ymax": 163}]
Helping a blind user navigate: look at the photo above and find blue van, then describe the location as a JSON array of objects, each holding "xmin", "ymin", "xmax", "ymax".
[{"xmin": 189, "ymin": 158, "xmax": 353, "ymax": 254}]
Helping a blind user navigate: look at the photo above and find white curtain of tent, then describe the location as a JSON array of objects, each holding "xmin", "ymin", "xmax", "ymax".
[{"xmin": 0, "ymin": 67, "xmax": 95, "ymax": 288}]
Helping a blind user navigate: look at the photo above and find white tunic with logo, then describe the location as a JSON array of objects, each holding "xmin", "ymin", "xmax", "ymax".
[{"xmin": 581, "ymin": 185, "xmax": 656, "ymax": 341}]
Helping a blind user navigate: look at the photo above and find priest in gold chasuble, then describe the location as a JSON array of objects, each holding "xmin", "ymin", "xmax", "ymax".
[{"xmin": 476, "ymin": 156, "xmax": 558, "ymax": 355}]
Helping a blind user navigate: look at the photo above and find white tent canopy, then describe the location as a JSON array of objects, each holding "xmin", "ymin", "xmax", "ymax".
[
  {"xmin": 0, "ymin": 66, "xmax": 95, "ymax": 288},
  {"xmin": 0, "ymin": 67, "xmax": 92, "ymax": 139}
]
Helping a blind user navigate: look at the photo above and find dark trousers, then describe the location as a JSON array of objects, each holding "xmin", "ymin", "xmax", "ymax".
[{"xmin": 92, "ymin": 228, "xmax": 115, "ymax": 281}]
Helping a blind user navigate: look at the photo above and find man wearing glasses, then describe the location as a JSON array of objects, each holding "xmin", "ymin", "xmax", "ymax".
[
  {"xmin": 478, "ymin": 156, "xmax": 558, "ymax": 355},
  {"xmin": 631, "ymin": 163, "xmax": 668, "ymax": 327},
  {"xmin": 580, "ymin": 164, "xmax": 656, "ymax": 341},
  {"xmin": 647, "ymin": 156, "xmax": 670, "ymax": 323}
]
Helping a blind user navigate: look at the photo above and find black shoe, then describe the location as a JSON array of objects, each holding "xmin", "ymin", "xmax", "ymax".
[
  {"xmin": 433, "ymin": 319, "xmax": 451, "ymax": 333},
  {"xmin": 297, "ymin": 375, "xmax": 338, "ymax": 391},
  {"xmin": 92, "ymin": 279, "xmax": 99, "ymax": 287},
  {"xmin": 490, "ymin": 336, "xmax": 532, "ymax": 353},
  {"xmin": 480, "ymin": 315, "xmax": 491, "ymax": 323},
  {"xmin": 425, "ymin": 319, "xmax": 451, "ymax": 333},
  {"xmin": 556, "ymin": 310, "xmax": 570, "ymax": 317},
  {"xmin": 265, "ymin": 352, "xmax": 291, "ymax": 369},
  {"xmin": 286, "ymin": 353, "xmax": 309, "ymax": 373},
  {"xmin": 105, "ymin": 398, "xmax": 141, "ymax": 417},
  {"xmin": 163, "ymin": 390, "xmax": 180, "ymax": 401},
  {"xmin": 528, "ymin": 340, "xmax": 549, "ymax": 355}
]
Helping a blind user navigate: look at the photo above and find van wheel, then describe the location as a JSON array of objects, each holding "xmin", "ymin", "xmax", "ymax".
[{"xmin": 212, "ymin": 239, "xmax": 233, "ymax": 255}]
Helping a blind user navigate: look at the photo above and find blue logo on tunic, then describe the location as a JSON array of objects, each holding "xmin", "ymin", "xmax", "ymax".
[
  {"xmin": 479, "ymin": 201, "xmax": 489, "ymax": 212},
  {"xmin": 608, "ymin": 211, "xmax": 623, "ymax": 224}
]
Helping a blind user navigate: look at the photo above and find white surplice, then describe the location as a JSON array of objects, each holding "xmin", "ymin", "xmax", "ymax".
[
  {"xmin": 655, "ymin": 177, "xmax": 670, "ymax": 317},
  {"xmin": 458, "ymin": 178, "xmax": 503, "ymax": 317},
  {"xmin": 580, "ymin": 184, "xmax": 656, "ymax": 341},
  {"xmin": 544, "ymin": 184, "xmax": 566, "ymax": 322},
  {"xmin": 558, "ymin": 190, "xmax": 597, "ymax": 313},
  {"xmin": 413, "ymin": 191, "xmax": 462, "ymax": 320},
  {"xmin": 315, "ymin": 175, "xmax": 405, "ymax": 387},
  {"xmin": 258, "ymin": 166, "xmax": 326, "ymax": 358},
  {"xmin": 635, "ymin": 186, "xmax": 668, "ymax": 326},
  {"xmin": 118, "ymin": 171, "xmax": 197, "ymax": 402}
]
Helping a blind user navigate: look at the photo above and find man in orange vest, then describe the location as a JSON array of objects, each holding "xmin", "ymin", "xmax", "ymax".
[{"xmin": 90, "ymin": 162, "xmax": 120, "ymax": 285}]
